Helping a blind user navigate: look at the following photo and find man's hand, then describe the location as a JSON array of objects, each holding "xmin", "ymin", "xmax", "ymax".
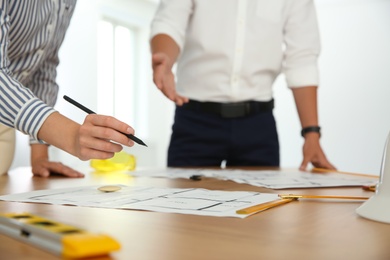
[
  {"xmin": 291, "ymin": 86, "xmax": 336, "ymax": 171},
  {"xmin": 152, "ymin": 52, "xmax": 188, "ymax": 106},
  {"xmin": 299, "ymin": 133, "xmax": 336, "ymax": 171}
]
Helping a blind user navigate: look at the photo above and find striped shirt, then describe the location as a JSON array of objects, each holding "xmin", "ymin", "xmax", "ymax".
[{"xmin": 0, "ymin": 0, "xmax": 76, "ymax": 142}]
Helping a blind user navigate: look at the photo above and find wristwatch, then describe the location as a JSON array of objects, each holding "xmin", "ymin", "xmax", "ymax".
[{"xmin": 301, "ymin": 126, "xmax": 321, "ymax": 137}]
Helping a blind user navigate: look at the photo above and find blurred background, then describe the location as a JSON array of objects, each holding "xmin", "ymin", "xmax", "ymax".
[{"xmin": 9, "ymin": 0, "xmax": 390, "ymax": 175}]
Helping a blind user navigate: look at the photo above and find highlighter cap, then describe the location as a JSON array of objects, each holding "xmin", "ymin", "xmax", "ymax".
[{"xmin": 356, "ymin": 131, "xmax": 390, "ymax": 224}]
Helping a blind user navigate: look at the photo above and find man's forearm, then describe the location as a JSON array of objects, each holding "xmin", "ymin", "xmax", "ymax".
[
  {"xmin": 291, "ymin": 86, "xmax": 319, "ymax": 128},
  {"xmin": 151, "ymin": 34, "xmax": 180, "ymax": 68}
]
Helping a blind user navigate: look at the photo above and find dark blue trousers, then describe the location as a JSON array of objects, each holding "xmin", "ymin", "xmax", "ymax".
[{"xmin": 167, "ymin": 106, "xmax": 280, "ymax": 167}]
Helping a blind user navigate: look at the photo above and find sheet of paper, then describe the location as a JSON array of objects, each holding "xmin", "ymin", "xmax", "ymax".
[
  {"xmin": 132, "ymin": 168, "xmax": 377, "ymax": 189},
  {"xmin": 203, "ymin": 169, "xmax": 377, "ymax": 189},
  {"xmin": 0, "ymin": 186, "xmax": 279, "ymax": 218}
]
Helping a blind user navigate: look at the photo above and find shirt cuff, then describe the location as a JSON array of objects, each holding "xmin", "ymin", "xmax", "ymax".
[
  {"xmin": 285, "ymin": 65, "xmax": 319, "ymax": 88},
  {"xmin": 14, "ymin": 98, "xmax": 57, "ymax": 142}
]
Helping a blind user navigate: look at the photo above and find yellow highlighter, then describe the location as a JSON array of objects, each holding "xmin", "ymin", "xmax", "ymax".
[
  {"xmin": 0, "ymin": 213, "xmax": 120, "ymax": 258},
  {"xmin": 91, "ymin": 151, "xmax": 136, "ymax": 172}
]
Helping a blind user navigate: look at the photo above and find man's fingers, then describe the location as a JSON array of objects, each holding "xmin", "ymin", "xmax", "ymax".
[
  {"xmin": 299, "ymin": 159, "xmax": 310, "ymax": 171},
  {"xmin": 174, "ymin": 95, "xmax": 190, "ymax": 106},
  {"xmin": 153, "ymin": 67, "xmax": 165, "ymax": 90},
  {"xmin": 313, "ymin": 160, "xmax": 337, "ymax": 171}
]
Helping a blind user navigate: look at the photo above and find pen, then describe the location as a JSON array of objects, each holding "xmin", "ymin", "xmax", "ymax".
[
  {"xmin": 236, "ymin": 198, "xmax": 296, "ymax": 215},
  {"xmin": 311, "ymin": 167, "xmax": 378, "ymax": 179},
  {"xmin": 278, "ymin": 194, "xmax": 369, "ymax": 200},
  {"xmin": 63, "ymin": 95, "xmax": 147, "ymax": 147}
]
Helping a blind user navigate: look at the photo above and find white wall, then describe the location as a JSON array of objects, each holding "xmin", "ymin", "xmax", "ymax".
[
  {"xmin": 274, "ymin": 0, "xmax": 390, "ymax": 175},
  {"xmin": 10, "ymin": 0, "xmax": 390, "ymax": 175}
]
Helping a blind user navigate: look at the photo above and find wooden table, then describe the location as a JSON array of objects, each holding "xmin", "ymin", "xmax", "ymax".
[{"xmin": 0, "ymin": 167, "xmax": 388, "ymax": 260}]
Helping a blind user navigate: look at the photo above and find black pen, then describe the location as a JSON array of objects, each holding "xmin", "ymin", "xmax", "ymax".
[{"xmin": 63, "ymin": 95, "xmax": 147, "ymax": 147}]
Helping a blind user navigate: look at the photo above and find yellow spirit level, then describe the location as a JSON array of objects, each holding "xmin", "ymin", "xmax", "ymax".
[{"xmin": 0, "ymin": 212, "xmax": 120, "ymax": 258}]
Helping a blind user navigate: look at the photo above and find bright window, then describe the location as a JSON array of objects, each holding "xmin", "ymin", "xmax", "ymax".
[{"xmin": 97, "ymin": 19, "xmax": 138, "ymax": 131}]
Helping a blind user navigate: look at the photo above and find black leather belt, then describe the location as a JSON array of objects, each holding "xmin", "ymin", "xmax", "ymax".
[{"xmin": 182, "ymin": 99, "xmax": 274, "ymax": 118}]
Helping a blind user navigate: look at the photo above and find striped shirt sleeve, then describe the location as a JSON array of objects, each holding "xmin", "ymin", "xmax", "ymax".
[
  {"xmin": 0, "ymin": 2, "xmax": 57, "ymax": 141},
  {"xmin": 0, "ymin": 72, "xmax": 57, "ymax": 141}
]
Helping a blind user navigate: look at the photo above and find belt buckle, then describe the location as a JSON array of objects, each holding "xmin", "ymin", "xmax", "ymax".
[{"xmin": 220, "ymin": 103, "xmax": 249, "ymax": 118}]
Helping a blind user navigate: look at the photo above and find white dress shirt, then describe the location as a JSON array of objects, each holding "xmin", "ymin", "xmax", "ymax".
[
  {"xmin": 0, "ymin": 0, "xmax": 76, "ymax": 141},
  {"xmin": 151, "ymin": 0, "xmax": 321, "ymax": 102}
]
